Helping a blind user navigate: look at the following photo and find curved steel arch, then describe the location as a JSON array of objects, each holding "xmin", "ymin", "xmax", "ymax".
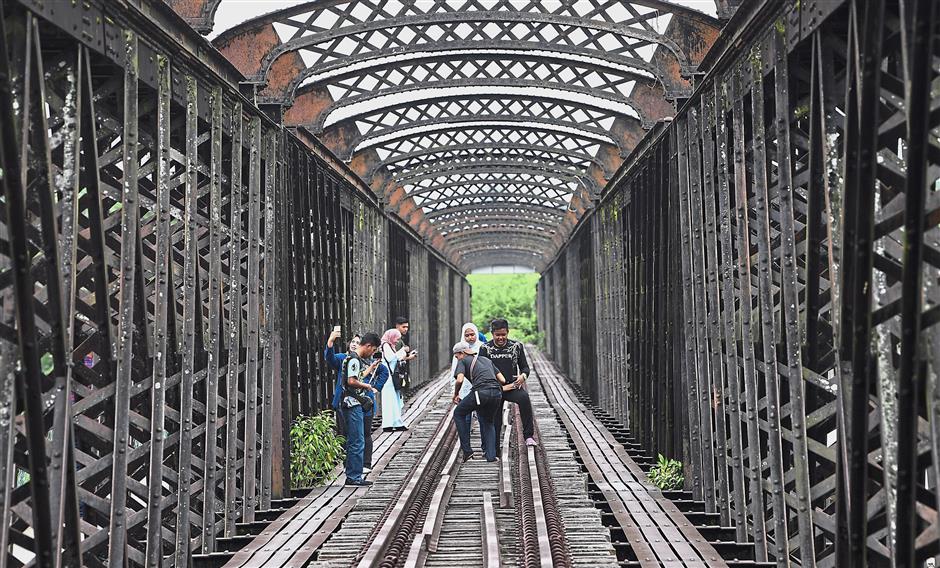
[
  {"xmin": 377, "ymin": 144, "xmax": 608, "ymax": 179},
  {"xmin": 292, "ymin": 51, "xmax": 656, "ymax": 109},
  {"xmin": 407, "ymin": 179, "xmax": 577, "ymax": 201},
  {"xmin": 456, "ymin": 239, "xmax": 555, "ymax": 258},
  {"xmin": 398, "ymin": 163, "xmax": 597, "ymax": 190},
  {"xmin": 462, "ymin": 252, "xmax": 545, "ymax": 271},
  {"xmin": 328, "ymin": 93, "xmax": 630, "ymax": 155},
  {"xmin": 444, "ymin": 225, "xmax": 556, "ymax": 241},
  {"xmin": 371, "ymin": 124, "xmax": 608, "ymax": 162},
  {"xmin": 210, "ymin": 0, "xmax": 721, "ymax": 45},
  {"xmin": 242, "ymin": 11, "xmax": 691, "ymax": 83},
  {"xmin": 426, "ymin": 202, "xmax": 567, "ymax": 222},
  {"xmin": 435, "ymin": 216, "xmax": 560, "ymax": 234},
  {"xmin": 418, "ymin": 192, "xmax": 571, "ymax": 211},
  {"xmin": 312, "ymin": 79, "xmax": 648, "ymax": 132}
]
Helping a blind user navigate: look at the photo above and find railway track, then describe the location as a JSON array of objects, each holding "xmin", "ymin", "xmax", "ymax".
[{"xmin": 342, "ymin": 386, "xmax": 571, "ymax": 568}]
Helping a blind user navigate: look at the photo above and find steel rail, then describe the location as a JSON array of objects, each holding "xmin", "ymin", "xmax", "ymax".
[{"xmin": 355, "ymin": 407, "xmax": 458, "ymax": 568}]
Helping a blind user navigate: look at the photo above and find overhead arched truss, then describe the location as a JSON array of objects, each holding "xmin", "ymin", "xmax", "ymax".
[
  {"xmin": 425, "ymin": 202, "xmax": 567, "ymax": 223},
  {"xmin": 207, "ymin": 0, "xmax": 721, "ymax": 269},
  {"xmin": 302, "ymin": 53, "xmax": 655, "ymax": 130},
  {"xmin": 329, "ymin": 94, "xmax": 631, "ymax": 157},
  {"xmin": 380, "ymin": 145, "xmax": 603, "ymax": 181},
  {"xmin": 369, "ymin": 124, "xmax": 611, "ymax": 174}
]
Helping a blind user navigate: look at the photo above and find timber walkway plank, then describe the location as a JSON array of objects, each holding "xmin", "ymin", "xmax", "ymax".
[
  {"xmin": 220, "ymin": 373, "xmax": 449, "ymax": 568},
  {"xmin": 535, "ymin": 351, "xmax": 729, "ymax": 568}
]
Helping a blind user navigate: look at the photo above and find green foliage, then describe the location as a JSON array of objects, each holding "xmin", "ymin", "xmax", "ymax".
[
  {"xmin": 290, "ymin": 411, "xmax": 345, "ymax": 489},
  {"xmin": 467, "ymin": 273, "xmax": 542, "ymax": 344},
  {"xmin": 648, "ymin": 454, "xmax": 684, "ymax": 491}
]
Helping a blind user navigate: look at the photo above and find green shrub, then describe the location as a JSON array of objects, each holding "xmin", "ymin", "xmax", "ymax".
[
  {"xmin": 648, "ymin": 454, "xmax": 684, "ymax": 491},
  {"xmin": 290, "ymin": 411, "xmax": 345, "ymax": 489}
]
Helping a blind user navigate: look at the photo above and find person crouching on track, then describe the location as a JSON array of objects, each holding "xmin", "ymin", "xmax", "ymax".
[
  {"xmin": 452, "ymin": 341, "xmax": 515, "ymax": 463},
  {"xmin": 479, "ymin": 318, "xmax": 538, "ymax": 447},
  {"xmin": 342, "ymin": 332, "xmax": 382, "ymax": 486}
]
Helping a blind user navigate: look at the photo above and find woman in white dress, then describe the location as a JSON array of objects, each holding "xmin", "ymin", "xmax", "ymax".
[{"xmin": 380, "ymin": 328, "xmax": 412, "ymax": 431}]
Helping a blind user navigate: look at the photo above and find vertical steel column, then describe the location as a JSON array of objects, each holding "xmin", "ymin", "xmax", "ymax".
[
  {"xmin": 145, "ymin": 52, "xmax": 173, "ymax": 568},
  {"xmin": 713, "ymin": 81, "xmax": 748, "ymax": 540},
  {"xmin": 699, "ymin": 97, "xmax": 732, "ymax": 525},
  {"xmin": 748, "ymin": 45, "xmax": 790, "ymax": 563},
  {"xmin": 686, "ymin": 108, "xmax": 718, "ymax": 513},
  {"xmin": 838, "ymin": 2, "xmax": 884, "ymax": 563},
  {"xmin": 894, "ymin": 0, "xmax": 937, "ymax": 563},
  {"xmin": 771, "ymin": 27, "xmax": 816, "ymax": 566},
  {"xmin": 261, "ymin": 129, "xmax": 278, "ymax": 509},
  {"xmin": 175, "ymin": 74, "xmax": 200, "ymax": 567},
  {"xmin": 202, "ymin": 85, "xmax": 224, "ymax": 552},
  {"xmin": 675, "ymin": 116, "xmax": 704, "ymax": 499},
  {"xmin": 243, "ymin": 116, "xmax": 262, "ymax": 522},
  {"xmin": 107, "ymin": 28, "xmax": 140, "ymax": 568},
  {"xmin": 224, "ymin": 103, "xmax": 244, "ymax": 538},
  {"xmin": 730, "ymin": 68, "xmax": 768, "ymax": 561}
]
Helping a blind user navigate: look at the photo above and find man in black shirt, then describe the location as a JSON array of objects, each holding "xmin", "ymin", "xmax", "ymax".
[
  {"xmin": 452, "ymin": 341, "xmax": 513, "ymax": 462},
  {"xmin": 479, "ymin": 318, "xmax": 537, "ymax": 447}
]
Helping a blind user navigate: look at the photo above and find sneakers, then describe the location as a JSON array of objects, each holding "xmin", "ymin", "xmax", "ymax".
[
  {"xmin": 486, "ymin": 457, "xmax": 500, "ymax": 463},
  {"xmin": 525, "ymin": 437, "xmax": 538, "ymax": 447},
  {"xmin": 382, "ymin": 427, "xmax": 394, "ymax": 432},
  {"xmin": 462, "ymin": 452, "xmax": 475, "ymax": 463},
  {"xmin": 362, "ymin": 467, "xmax": 372, "ymax": 473},
  {"xmin": 393, "ymin": 425, "xmax": 409, "ymax": 431},
  {"xmin": 345, "ymin": 478, "xmax": 373, "ymax": 487}
]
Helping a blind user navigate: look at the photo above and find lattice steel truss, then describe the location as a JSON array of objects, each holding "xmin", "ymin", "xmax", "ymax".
[
  {"xmin": 0, "ymin": 1, "xmax": 470, "ymax": 566},
  {"xmin": 540, "ymin": 0, "xmax": 940, "ymax": 564},
  {"xmin": 207, "ymin": 0, "xmax": 722, "ymax": 269}
]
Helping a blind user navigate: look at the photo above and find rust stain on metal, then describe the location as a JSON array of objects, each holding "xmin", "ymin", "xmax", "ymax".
[
  {"xmin": 215, "ymin": 24, "xmax": 280, "ymax": 78},
  {"xmin": 259, "ymin": 52, "xmax": 304, "ymax": 101},
  {"xmin": 164, "ymin": 0, "xmax": 207, "ymax": 19},
  {"xmin": 283, "ymin": 86, "xmax": 334, "ymax": 126},
  {"xmin": 631, "ymin": 81, "xmax": 676, "ymax": 122}
]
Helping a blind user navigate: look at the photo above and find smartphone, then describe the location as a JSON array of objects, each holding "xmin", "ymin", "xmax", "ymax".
[{"xmin": 333, "ymin": 325, "xmax": 341, "ymax": 333}]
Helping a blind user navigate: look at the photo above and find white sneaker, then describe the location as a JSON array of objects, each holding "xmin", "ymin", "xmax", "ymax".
[
  {"xmin": 525, "ymin": 437, "xmax": 538, "ymax": 447},
  {"xmin": 362, "ymin": 467, "xmax": 372, "ymax": 473}
]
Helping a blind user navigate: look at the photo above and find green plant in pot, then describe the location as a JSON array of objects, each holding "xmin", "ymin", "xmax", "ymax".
[
  {"xmin": 648, "ymin": 454, "xmax": 684, "ymax": 491},
  {"xmin": 290, "ymin": 411, "xmax": 345, "ymax": 489}
]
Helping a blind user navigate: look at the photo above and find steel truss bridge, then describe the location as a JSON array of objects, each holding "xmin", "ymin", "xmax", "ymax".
[{"xmin": 0, "ymin": 0, "xmax": 936, "ymax": 566}]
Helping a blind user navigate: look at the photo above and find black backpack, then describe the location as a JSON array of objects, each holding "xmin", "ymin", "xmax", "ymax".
[
  {"xmin": 342, "ymin": 356, "xmax": 374, "ymax": 412},
  {"xmin": 383, "ymin": 343, "xmax": 409, "ymax": 391}
]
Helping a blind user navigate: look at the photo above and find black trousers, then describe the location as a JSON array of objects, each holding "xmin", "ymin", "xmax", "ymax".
[{"xmin": 494, "ymin": 387, "xmax": 535, "ymax": 441}]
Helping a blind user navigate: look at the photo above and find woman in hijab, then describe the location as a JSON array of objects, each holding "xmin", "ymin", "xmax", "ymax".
[
  {"xmin": 450, "ymin": 323, "xmax": 483, "ymax": 430},
  {"xmin": 380, "ymin": 328, "xmax": 410, "ymax": 431}
]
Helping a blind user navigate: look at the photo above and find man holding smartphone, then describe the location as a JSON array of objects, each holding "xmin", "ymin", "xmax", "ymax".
[{"xmin": 343, "ymin": 333, "xmax": 382, "ymax": 486}]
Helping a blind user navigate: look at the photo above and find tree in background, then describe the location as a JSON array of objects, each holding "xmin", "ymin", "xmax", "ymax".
[{"xmin": 467, "ymin": 273, "xmax": 542, "ymax": 345}]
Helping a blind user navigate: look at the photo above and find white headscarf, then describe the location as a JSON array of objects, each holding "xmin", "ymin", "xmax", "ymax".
[{"xmin": 450, "ymin": 322, "xmax": 480, "ymax": 397}]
